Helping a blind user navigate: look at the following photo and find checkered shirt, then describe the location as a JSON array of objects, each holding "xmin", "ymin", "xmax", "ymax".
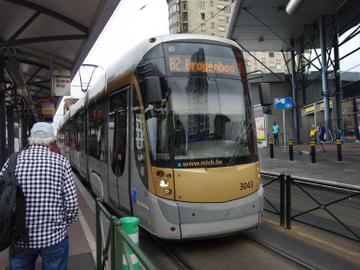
[{"xmin": 1, "ymin": 145, "xmax": 78, "ymax": 249}]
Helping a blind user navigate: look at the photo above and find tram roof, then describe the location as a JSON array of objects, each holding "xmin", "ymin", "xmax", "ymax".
[
  {"xmin": 227, "ymin": 0, "xmax": 360, "ymax": 51},
  {"xmin": 0, "ymin": 0, "xmax": 121, "ymax": 120},
  {"xmin": 60, "ymin": 34, "xmax": 242, "ymax": 125}
]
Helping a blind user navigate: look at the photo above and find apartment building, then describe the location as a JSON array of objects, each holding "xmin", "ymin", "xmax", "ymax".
[{"xmin": 167, "ymin": 0, "xmax": 289, "ymax": 74}]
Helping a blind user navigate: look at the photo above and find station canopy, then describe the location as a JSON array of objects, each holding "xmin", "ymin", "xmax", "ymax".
[
  {"xmin": 227, "ymin": 0, "xmax": 360, "ymax": 51},
  {"xmin": 0, "ymin": 0, "xmax": 121, "ymax": 120}
]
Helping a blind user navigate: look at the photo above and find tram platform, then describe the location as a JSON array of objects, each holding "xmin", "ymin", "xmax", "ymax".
[
  {"xmin": 0, "ymin": 179, "xmax": 96, "ymax": 270},
  {"xmin": 1, "ymin": 167, "xmax": 359, "ymax": 270},
  {"xmin": 259, "ymin": 142, "xmax": 360, "ymax": 185}
]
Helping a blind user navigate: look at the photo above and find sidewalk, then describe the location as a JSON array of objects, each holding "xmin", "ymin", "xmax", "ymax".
[{"xmin": 259, "ymin": 142, "xmax": 360, "ymax": 185}]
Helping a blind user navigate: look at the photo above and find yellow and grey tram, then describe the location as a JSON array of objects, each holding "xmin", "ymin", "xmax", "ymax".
[{"xmin": 57, "ymin": 34, "xmax": 264, "ymax": 239}]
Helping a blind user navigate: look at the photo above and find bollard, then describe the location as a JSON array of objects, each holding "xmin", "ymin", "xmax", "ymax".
[
  {"xmin": 310, "ymin": 140, "xmax": 316, "ymax": 163},
  {"xmin": 120, "ymin": 217, "xmax": 140, "ymax": 270},
  {"xmin": 336, "ymin": 139, "xmax": 342, "ymax": 161},
  {"xmin": 288, "ymin": 139, "xmax": 294, "ymax": 161},
  {"xmin": 286, "ymin": 175, "xmax": 292, "ymax": 229},
  {"xmin": 269, "ymin": 138, "xmax": 274, "ymax": 158}
]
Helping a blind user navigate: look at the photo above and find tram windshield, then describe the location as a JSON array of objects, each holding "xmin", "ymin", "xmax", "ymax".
[{"xmin": 144, "ymin": 41, "xmax": 257, "ymax": 168}]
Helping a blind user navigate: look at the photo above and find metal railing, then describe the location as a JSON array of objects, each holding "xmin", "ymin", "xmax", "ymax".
[
  {"xmin": 95, "ymin": 199, "xmax": 158, "ymax": 270},
  {"xmin": 261, "ymin": 172, "xmax": 360, "ymax": 242},
  {"xmin": 261, "ymin": 171, "xmax": 289, "ymax": 226}
]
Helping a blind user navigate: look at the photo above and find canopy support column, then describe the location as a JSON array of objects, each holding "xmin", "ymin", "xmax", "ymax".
[
  {"xmin": 290, "ymin": 39, "xmax": 300, "ymax": 143},
  {"xmin": 319, "ymin": 16, "xmax": 332, "ymax": 138}
]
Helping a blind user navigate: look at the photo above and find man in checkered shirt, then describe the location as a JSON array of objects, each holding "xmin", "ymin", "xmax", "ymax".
[{"xmin": 1, "ymin": 122, "xmax": 78, "ymax": 270}]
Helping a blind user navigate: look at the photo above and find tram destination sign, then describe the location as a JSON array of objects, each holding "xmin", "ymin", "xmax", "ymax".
[
  {"xmin": 168, "ymin": 55, "xmax": 237, "ymax": 75},
  {"xmin": 274, "ymin": 97, "xmax": 293, "ymax": 109}
]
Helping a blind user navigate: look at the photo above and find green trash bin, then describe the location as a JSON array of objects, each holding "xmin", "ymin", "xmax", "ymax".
[{"xmin": 120, "ymin": 217, "xmax": 140, "ymax": 270}]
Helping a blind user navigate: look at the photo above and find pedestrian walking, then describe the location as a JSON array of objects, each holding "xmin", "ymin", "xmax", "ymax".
[
  {"xmin": 318, "ymin": 124, "xmax": 326, "ymax": 144},
  {"xmin": 309, "ymin": 124, "xmax": 317, "ymax": 142},
  {"xmin": 272, "ymin": 121, "xmax": 280, "ymax": 146},
  {"xmin": 1, "ymin": 122, "xmax": 78, "ymax": 270},
  {"xmin": 318, "ymin": 123, "xmax": 326, "ymax": 152}
]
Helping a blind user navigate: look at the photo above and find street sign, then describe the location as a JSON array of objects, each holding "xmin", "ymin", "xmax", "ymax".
[{"xmin": 274, "ymin": 97, "xmax": 293, "ymax": 109}]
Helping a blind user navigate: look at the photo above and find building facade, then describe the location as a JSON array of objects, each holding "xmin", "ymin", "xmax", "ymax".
[{"xmin": 167, "ymin": 0, "xmax": 289, "ymax": 74}]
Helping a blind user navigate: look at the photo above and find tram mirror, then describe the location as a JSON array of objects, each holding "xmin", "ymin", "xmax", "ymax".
[
  {"xmin": 258, "ymin": 83, "xmax": 272, "ymax": 107},
  {"xmin": 145, "ymin": 76, "xmax": 162, "ymax": 104}
]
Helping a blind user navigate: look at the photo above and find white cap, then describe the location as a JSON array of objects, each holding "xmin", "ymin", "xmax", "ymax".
[{"xmin": 28, "ymin": 122, "xmax": 56, "ymax": 145}]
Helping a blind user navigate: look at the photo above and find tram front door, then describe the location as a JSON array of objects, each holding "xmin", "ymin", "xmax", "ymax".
[{"xmin": 107, "ymin": 88, "xmax": 131, "ymax": 211}]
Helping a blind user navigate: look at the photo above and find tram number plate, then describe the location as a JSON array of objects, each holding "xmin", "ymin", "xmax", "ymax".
[{"xmin": 240, "ymin": 181, "xmax": 254, "ymax": 190}]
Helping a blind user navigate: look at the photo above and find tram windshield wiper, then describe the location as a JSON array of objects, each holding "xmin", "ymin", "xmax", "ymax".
[{"xmin": 226, "ymin": 120, "xmax": 253, "ymax": 166}]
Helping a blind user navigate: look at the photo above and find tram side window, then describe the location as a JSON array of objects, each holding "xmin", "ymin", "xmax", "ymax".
[
  {"xmin": 109, "ymin": 89, "xmax": 128, "ymax": 177},
  {"xmin": 133, "ymin": 89, "xmax": 147, "ymax": 187},
  {"xmin": 71, "ymin": 114, "xmax": 84, "ymax": 151},
  {"xmin": 58, "ymin": 128, "xmax": 64, "ymax": 147},
  {"xmin": 70, "ymin": 116, "xmax": 79, "ymax": 151},
  {"xmin": 64, "ymin": 121, "xmax": 70, "ymax": 147},
  {"xmin": 88, "ymin": 101, "xmax": 106, "ymax": 161},
  {"xmin": 78, "ymin": 112, "xmax": 85, "ymax": 151}
]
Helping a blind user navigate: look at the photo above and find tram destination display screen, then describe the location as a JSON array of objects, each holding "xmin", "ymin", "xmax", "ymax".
[{"xmin": 164, "ymin": 42, "xmax": 242, "ymax": 76}]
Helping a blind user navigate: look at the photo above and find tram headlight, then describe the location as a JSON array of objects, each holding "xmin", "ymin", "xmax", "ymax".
[
  {"xmin": 159, "ymin": 180, "xmax": 172, "ymax": 196},
  {"xmin": 159, "ymin": 180, "xmax": 169, "ymax": 188}
]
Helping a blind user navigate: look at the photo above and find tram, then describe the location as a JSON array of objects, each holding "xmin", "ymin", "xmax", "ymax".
[{"xmin": 57, "ymin": 34, "xmax": 264, "ymax": 239}]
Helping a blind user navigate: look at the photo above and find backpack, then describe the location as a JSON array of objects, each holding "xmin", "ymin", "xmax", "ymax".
[{"xmin": 0, "ymin": 153, "xmax": 28, "ymax": 251}]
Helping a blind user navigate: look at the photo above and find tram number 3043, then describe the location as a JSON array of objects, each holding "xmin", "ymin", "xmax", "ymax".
[{"xmin": 240, "ymin": 181, "xmax": 254, "ymax": 190}]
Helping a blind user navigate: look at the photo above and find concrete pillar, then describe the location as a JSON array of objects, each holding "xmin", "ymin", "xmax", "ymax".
[
  {"xmin": 290, "ymin": 39, "xmax": 300, "ymax": 143},
  {"xmin": 333, "ymin": 21, "xmax": 343, "ymax": 138},
  {"xmin": 319, "ymin": 16, "xmax": 332, "ymax": 138}
]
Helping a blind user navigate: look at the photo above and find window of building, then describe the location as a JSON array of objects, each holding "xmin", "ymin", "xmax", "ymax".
[
  {"xmin": 226, "ymin": 16, "xmax": 230, "ymax": 23},
  {"xmin": 201, "ymin": 23, "xmax": 205, "ymax": 31},
  {"xmin": 225, "ymin": 6, "xmax": 231, "ymax": 13},
  {"xmin": 88, "ymin": 100, "xmax": 106, "ymax": 161},
  {"xmin": 182, "ymin": 1, "xmax": 187, "ymax": 10},
  {"xmin": 182, "ymin": 12, "xmax": 188, "ymax": 21},
  {"xmin": 201, "ymin": 12, "xmax": 205, "ymax": 20},
  {"xmin": 200, "ymin": 1, "xmax": 205, "ymax": 9},
  {"xmin": 269, "ymin": 52, "xmax": 275, "ymax": 58},
  {"xmin": 210, "ymin": 1, "xmax": 214, "ymax": 7},
  {"xmin": 182, "ymin": 23, "xmax": 188, "ymax": 32}
]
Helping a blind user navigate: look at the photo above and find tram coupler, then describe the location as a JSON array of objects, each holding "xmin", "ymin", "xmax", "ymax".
[
  {"xmin": 310, "ymin": 140, "xmax": 316, "ymax": 163},
  {"xmin": 288, "ymin": 139, "xmax": 294, "ymax": 161},
  {"xmin": 269, "ymin": 138, "xmax": 274, "ymax": 159},
  {"xmin": 336, "ymin": 139, "xmax": 342, "ymax": 161}
]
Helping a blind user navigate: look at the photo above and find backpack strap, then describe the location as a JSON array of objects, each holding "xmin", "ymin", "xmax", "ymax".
[
  {"xmin": 8, "ymin": 152, "xmax": 19, "ymax": 177},
  {"xmin": 7, "ymin": 152, "xmax": 29, "ymax": 244}
]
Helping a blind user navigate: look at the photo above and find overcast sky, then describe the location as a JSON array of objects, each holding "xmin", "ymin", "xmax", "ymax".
[{"xmin": 53, "ymin": 0, "xmax": 169, "ymax": 128}]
